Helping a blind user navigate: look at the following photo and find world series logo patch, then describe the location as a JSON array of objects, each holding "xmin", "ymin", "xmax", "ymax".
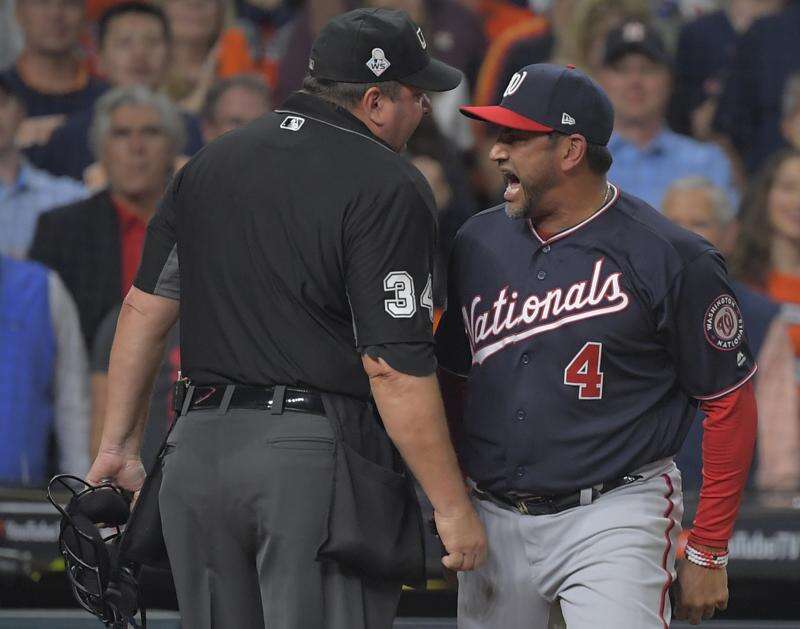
[{"xmin": 704, "ymin": 294, "xmax": 744, "ymax": 351}]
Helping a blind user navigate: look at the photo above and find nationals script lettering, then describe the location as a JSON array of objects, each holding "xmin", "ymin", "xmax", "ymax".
[{"xmin": 462, "ymin": 258, "xmax": 630, "ymax": 364}]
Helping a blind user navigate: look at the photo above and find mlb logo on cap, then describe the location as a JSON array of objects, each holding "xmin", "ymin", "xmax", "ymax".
[{"xmin": 460, "ymin": 63, "xmax": 615, "ymax": 147}]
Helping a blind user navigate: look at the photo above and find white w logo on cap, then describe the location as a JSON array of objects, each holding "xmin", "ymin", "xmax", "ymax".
[{"xmin": 503, "ymin": 71, "xmax": 527, "ymax": 98}]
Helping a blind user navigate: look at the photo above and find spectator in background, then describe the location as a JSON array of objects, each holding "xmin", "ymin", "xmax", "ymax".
[
  {"xmin": 731, "ymin": 148, "xmax": 800, "ymax": 366},
  {"xmin": 781, "ymin": 73, "xmax": 800, "ymax": 152},
  {"xmin": 86, "ymin": 0, "xmax": 128, "ymax": 22},
  {"xmin": 458, "ymin": 0, "xmax": 540, "ymax": 45},
  {"xmin": 0, "ymin": 76, "xmax": 87, "ymax": 259},
  {"xmin": 29, "ymin": 86, "xmax": 184, "ymax": 350},
  {"xmin": 1, "ymin": 0, "xmax": 106, "ymax": 150},
  {"xmin": 556, "ymin": 0, "xmax": 650, "ymax": 76},
  {"xmin": 271, "ymin": 0, "xmax": 352, "ymax": 106},
  {"xmin": 200, "ymin": 74, "xmax": 270, "ymax": 142},
  {"xmin": 600, "ymin": 19, "xmax": 737, "ymax": 211},
  {"xmin": 670, "ymin": 0, "xmax": 786, "ymax": 140},
  {"xmin": 0, "ymin": 0, "xmax": 23, "ymax": 70},
  {"xmin": 471, "ymin": 1, "xmax": 553, "ymax": 109},
  {"xmin": 663, "ymin": 178, "xmax": 799, "ymax": 493},
  {"xmin": 34, "ymin": 1, "xmax": 204, "ymax": 184},
  {"xmin": 713, "ymin": 2, "xmax": 800, "ymax": 173},
  {"xmin": 159, "ymin": 0, "xmax": 256, "ymax": 113},
  {"xmin": 0, "ymin": 254, "xmax": 90, "ymax": 486},
  {"xmin": 731, "ymin": 149, "xmax": 800, "ymax": 490},
  {"xmin": 233, "ymin": 0, "xmax": 299, "ymax": 91}
]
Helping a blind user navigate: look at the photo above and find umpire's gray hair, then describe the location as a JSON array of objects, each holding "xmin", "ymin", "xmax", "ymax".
[
  {"xmin": 90, "ymin": 86, "xmax": 186, "ymax": 158},
  {"xmin": 663, "ymin": 177, "xmax": 735, "ymax": 224}
]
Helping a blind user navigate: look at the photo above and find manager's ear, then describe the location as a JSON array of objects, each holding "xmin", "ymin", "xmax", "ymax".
[{"xmin": 559, "ymin": 133, "xmax": 588, "ymax": 174}]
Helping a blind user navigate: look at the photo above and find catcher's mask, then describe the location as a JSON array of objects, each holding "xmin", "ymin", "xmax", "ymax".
[{"xmin": 46, "ymin": 474, "xmax": 145, "ymax": 628}]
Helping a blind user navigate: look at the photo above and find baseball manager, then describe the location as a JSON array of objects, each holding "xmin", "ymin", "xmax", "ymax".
[{"xmin": 436, "ymin": 63, "xmax": 758, "ymax": 628}]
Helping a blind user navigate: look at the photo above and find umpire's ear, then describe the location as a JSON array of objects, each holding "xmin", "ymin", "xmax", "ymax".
[{"xmin": 359, "ymin": 85, "xmax": 390, "ymax": 126}]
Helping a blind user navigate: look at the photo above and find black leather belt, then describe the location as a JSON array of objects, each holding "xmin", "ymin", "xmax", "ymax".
[
  {"xmin": 474, "ymin": 474, "xmax": 643, "ymax": 516},
  {"xmin": 187, "ymin": 385, "xmax": 325, "ymax": 416}
]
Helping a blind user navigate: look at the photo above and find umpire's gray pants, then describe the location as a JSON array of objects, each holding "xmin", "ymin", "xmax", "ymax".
[{"xmin": 159, "ymin": 407, "xmax": 402, "ymax": 629}]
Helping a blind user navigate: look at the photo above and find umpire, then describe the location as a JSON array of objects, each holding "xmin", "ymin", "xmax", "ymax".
[{"xmin": 86, "ymin": 8, "xmax": 487, "ymax": 629}]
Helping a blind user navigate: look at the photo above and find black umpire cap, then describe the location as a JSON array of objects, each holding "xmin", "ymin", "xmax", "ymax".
[
  {"xmin": 460, "ymin": 63, "xmax": 615, "ymax": 146},
  {"xmin": 308, "ymin": 8, "xmax": 462, "ymax": 92}
]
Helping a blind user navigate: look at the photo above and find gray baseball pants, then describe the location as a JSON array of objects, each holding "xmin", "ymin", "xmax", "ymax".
[
  {"xmin": 159, "ymin": 407, "xmax": 402, "ymax": 629},
  {"xmin": 458, "ymin": 458, "xmax": 683, "ymax": 629}
]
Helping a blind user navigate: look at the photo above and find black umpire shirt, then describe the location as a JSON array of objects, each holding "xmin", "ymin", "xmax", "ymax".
[{"xmin": 134, "ymin": 92, "xmax": 438, "ymax": 399}]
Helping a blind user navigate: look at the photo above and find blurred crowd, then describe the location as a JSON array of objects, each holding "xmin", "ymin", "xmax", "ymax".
[{"xmin": 1, "ymin": 0, "xmax": 800, "ymax": 498}]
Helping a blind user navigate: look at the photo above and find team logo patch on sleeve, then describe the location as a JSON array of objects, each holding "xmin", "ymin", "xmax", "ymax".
[{"xmin": 704, "ymin": 294, "xmax": 744, "ymax": 351}]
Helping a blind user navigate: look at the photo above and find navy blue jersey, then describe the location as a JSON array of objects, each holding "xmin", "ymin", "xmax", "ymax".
[{"xmin": 435, "ymin": 185, "xmax": 757, "ymax": 494}]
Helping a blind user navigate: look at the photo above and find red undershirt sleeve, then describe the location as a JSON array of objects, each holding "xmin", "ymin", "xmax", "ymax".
[{"xmin": 689, "ymin": 379, "xmax": 758, "ymax": 549}]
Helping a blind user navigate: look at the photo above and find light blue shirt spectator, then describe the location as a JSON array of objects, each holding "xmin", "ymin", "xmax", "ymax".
[
  {"xmin": 0, "ymin": 161, "xmax": 87, "ymax": 258},
  {"xmin": 0, "ymin": 0, "xmax": 23, "ymax": 70},
  {"xmin": 608, "ymin": 128, "xmax": 738, "ymax": 212}
]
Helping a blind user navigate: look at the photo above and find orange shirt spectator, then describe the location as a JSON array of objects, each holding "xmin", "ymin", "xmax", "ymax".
[
  {"xmin": 158, "ymin": 0, "xmax": 257, "ymax": 113},
  {"xmin": 473, "ymin": 15, "xmax": 549, "ymax": 107},
  {"xmin": 767, "ymin": 272, "xmax": 800, "ymax": 356},
  {"xmin": 731, "ymin": 148, "xmax": 800, "ymax": 490},
  {"xmin": 733, "ymin": 149, "xmax": 800, "ymax": 359},
  {"xmin": 474, "ymin": 0, "xmax": 538, "ymax": 43}
]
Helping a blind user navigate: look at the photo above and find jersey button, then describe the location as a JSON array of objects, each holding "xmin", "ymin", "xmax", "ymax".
[
  {"xmin": 516, "ymin": 409, "xmax": 526, "ymax": 421},
  {"xmin": 521, "ymin": 353, "xmax": 530, "ymax": 365},
  {"xmin": 542, "ymin": 245, "xmax": 551, "ymax": 253},
  {"xmin": 537, "ymin": 270, "xmax": 547, "ymax": 280},
  {"xmin": 515, "ymin": 466, "xmax": 526, "ymax": 478}
]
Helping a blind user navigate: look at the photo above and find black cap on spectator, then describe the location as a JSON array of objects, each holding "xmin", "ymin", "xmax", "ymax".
[
  {"xmin": 603, "ymin": 20, "xmax": 671, "ymax": 66},
  {"xmin": 0, "ymin": 75, "xmax": 18, "ymax": 101},
  {"xmin": 308, "ymin": 8, "xmax": 462, "ymax": 92},
  {"xmin": 98, "ymin": 1, "xmax": 171, "ymax": 47},
  {"xmin": 460, "ymin": 63, "xmax": 615, "ymax": 146}
]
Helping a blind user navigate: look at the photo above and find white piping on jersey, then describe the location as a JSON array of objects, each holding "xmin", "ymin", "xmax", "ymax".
[
  {"xmin": 527, "ymin": 183, "xmax": 620, "ymax": 245},
  {"xmin": 693, "ymin": 363, "xmax": 758, "ymax": 401},
  {"xmin": 273, "ymin": 109, "xmax": 394, "ymax": 153}
]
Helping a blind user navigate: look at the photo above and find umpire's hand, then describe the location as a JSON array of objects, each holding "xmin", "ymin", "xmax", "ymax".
[
  {"xmin": 434, "ymin": 507, "xmax": 488, "ymax": 572},
  {"xmin": 87, "ymin": 449, "xmax": 146, "ymax": 494},
  {"xmin": 673, "ymin": 559, "xmax": 728, "ymax": 624}
]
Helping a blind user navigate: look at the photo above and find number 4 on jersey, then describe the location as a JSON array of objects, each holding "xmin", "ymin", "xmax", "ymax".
[{"xmin": 564, "ymin": 342, "xmax": 604, "ymax": 400}]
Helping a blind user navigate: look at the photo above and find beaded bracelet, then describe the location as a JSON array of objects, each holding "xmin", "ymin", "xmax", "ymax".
[{"xmin": 685, "ymin": 543, "xmax": 729, "ymax": 569}]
